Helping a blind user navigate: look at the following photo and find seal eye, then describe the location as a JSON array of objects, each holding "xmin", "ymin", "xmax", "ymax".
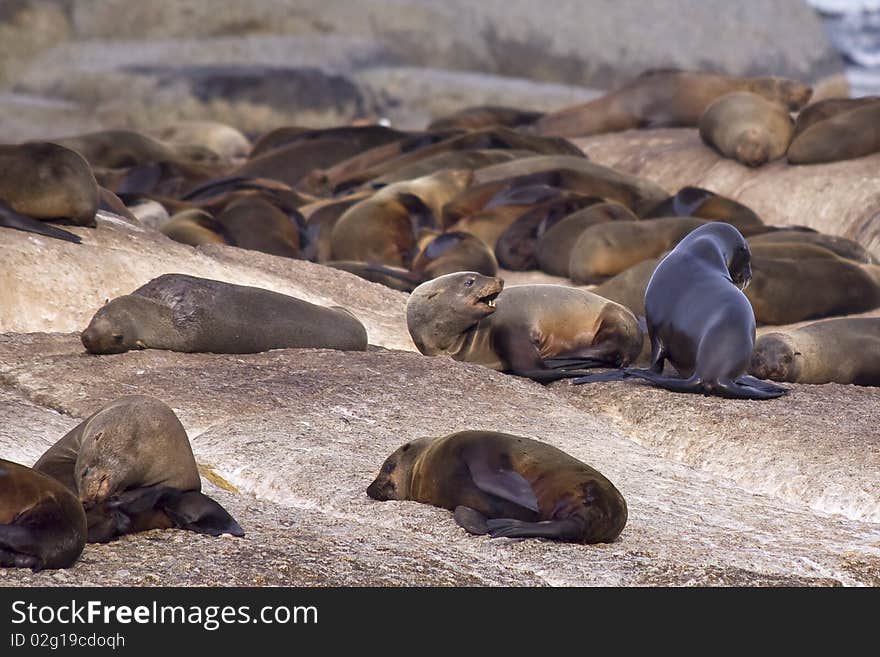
[
  {"xmin": 93, "ymin": 431, "xmax": 103, "ymax": 442},
  {"xmin": 464, "ymin": 278, "xmax": 475, "ymax": 288},
  {"xmin": 401, "ymin": 443, "xmax": 412, "ymax": 452},
  {"xmin": 112, "ymin": 333, "xmax": 124, "ymax": 343}
]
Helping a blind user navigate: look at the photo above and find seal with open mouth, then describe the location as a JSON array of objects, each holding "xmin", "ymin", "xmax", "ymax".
[{"xmin": 406, "ymin": 271, "xmax": 643, "ymax": 382}]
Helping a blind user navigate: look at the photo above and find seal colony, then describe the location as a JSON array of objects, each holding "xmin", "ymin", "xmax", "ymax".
[{"xmin": 2, "ymin": 65, "xmax": 879, "ymax": 572}]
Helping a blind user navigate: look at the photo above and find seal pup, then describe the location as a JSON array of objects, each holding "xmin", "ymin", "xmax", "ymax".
[
  {"xmin": 367, "ymin": 430, "xmax": 627, "ymax": 543},
  {"xmin": 749, "ymin": 318, "xmax": 880, "ymax": 386},
  {"xmin": 0, "ymin": 459, "xmax": 87, "ymax": 570},
  {"xmin": 406, "ymin": 272, "xmax": 643, "ymax": 382},
  {"xmin": 642, "ymin": 186, "xmax": 765, "ymax": 233},
  {"xmin": 81, "ymin": 274, "xmax": 368, "ymax": 354},
  {"xmin": 574, "ymin": 222, "xmax": 788, "ymax": 399},
  {"xmin": 699, "ymin": 92, "xmax": 795, "ymax": 167},
  {"xmin": 34, "ymin": 396, "xmax": 243, "ymax": 543},
  {"xmin": 535, "ymin": 69, "xmax": 812, "ymax": 137}
]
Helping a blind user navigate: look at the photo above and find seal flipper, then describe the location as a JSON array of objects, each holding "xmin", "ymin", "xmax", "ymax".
[
  {"xmin": 542, "ymin": 357, "xmax": 607, "ymax": 370},
  {"xmin": 0, "ymin": 202, "xmax": 81, "ymax": 244},
  {"xmin": 571, "ymin": 369, "xmax": 633, "ymax": 384},
  {"xmin": 163, "ymin": 491, "xmax": 245, "ymax": 538},
  {"xmin": 736, "ymin": 375, "xmax": 789, "ymax": 395},
  {"xmin": 0, "ymin": 525, "xmax": 42, "ymax": 569},
  {"xmin": 465, "ymin": 455, "xmax": 539, "ymax": 513},
  {"xmin": 713, "ymin": 379, "xmax": 788, "ymax": 400},
  {"xmin": 486, "ymin": 517, "xmax": 584, "ymax": 541},
  {"xmin": 453, "ymin": 506, "xmax": 489, "ymax": 535}
]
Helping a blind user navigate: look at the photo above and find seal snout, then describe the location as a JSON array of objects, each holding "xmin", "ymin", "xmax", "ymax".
[{"xmin": 473, "ymin": 276, "xmax": 504, "ymax": 311}]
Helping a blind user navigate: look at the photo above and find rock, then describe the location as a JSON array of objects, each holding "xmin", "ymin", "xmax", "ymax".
[
  {"xmin": 65, "ymin": 0, "xmax": 842, "ymax": 87},
  {"xmin": 0, "ymin": 214, "xmax": 413, "ymax": 351},
  {"xmin": 0, "ymin": 333, "xmax": 877, "ymax": 585},
  {"xmin": 576, "ymin": 128, "xmax": 880, "ymax": 259}
]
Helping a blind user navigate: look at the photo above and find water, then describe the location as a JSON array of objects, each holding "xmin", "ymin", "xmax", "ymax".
[{"xmin": 809, "ymin": 0, "xmax": 880, "ymax": 95}]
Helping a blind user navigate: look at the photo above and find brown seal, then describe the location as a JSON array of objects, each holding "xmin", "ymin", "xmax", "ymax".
[
  {"xmin": 364, "ymin": 149, "xmax": 530, "ymax": 187},
  {"xmin": 160, "ymin": 209, "xmax": 228, "ymax": 247},
  {"xmin": 535, "ymin": 69, "xmax": 812, "ymax": 138},
  {"xmin": 51, "ymin": 129, "xmax": 222, "ymax": 169},
  {"xmin": 750, "ymin": 318, "xmax": 880, "ymax": 386},
  {"xmin": 81, "ymin": 273, "xmax": 369, "ymax": 354},
  {"xmin": 643, "ymin": 186, "xmax": 765, "ymax": 233},
  {"xmin": 788, "ymin": 101, "xmax": 880, "ymax": 164},
  {"xmin": 574, "ymin": 222, "xmax": 788, "ymax": 398},
  {"xmin": 536, "ymin": 202, "xmax": 638, "ymax": 277},
  {"xmin": 249, "ymin": 124, "xmax": 409, "ymax": 159},
  {"xmin": 406, "ymin": 272, "xmax": 643, "ymax": 381},
  {"xmin": 745, "ymin": 256, "xmax": 880, "ymax": 324},
  {"xmin": 366, "ymin": 430, "xmax": 627, "ymax": 543},
  {"xmin": 214, "ymin": 194, "xmax": 303, "ymax": 258},
  {"xmin": 34, "ymin": 395, "xmax": 243, "ymax": 543},
  {"xmin": 0, "ymin": 142, "xmax": 99, "ymax": 243},
  {"xmin": 330, "ymin": 169, "xmax": 473, "ymax": 266},
  {"xmin": 568, "ymin": 216, "xmax": 707, "ymax": 284},
  {"xmin": 300, "ymin": 193, "xmax": 371, "ymax": 263},
  {"xmin": 153, "ymin": 120, "xmax": 253, "ymax": 161},
  {"xmin": 748, "ymin": 229, "xmax": 876, "ymax": 263},
  {"xmin": 0, "ymin": 459, "xmax": 87, "ymax": 570},
  {"xmin": 428, "ymin": 106, "xmax": 545, "ymax": 132},
  {"xmin": 793, "ymin": 96, "xmax": 880, "ymax": 138},
  {"xmin": 699, "ymin": 92, "xmax": 795, "ymax": 167},
  {"xmin": 593, "ymin": 258, "xmax": 660, "ymax": 317},
  {"xmin": 494, "ymin": 192, "xmax": 601, "ymax": 270},
  {"xmin": 470, "ymin": 155, "xmax": 669, "ymax": 215}
]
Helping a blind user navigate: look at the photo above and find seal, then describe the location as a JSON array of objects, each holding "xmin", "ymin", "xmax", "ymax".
[
  {"xmin": 154, "ymin": 120, "xmax": 253, "ymax": 162},
  {"xmin": 568, "ymin": 216, "xmax": 707, "ymax": 284},
  {"xmin": 749, "ymin": 318, "xmax": 880, "ymax": 386},
  {"xmin": 470, "ymin": 155, "xmax": 669, "ymax": 216},
  {"xmin": 51, "ymin": 129, "xmax": 222, "ymax": 169},
  {"xmin": 535, "ymin": 69, "xmax": 812, "ymax": 137},
  {"xmin": 249, "ymin": 124, "xmax": 409, "ymax": 159},
  {"xmin": 331, "ymin": 231, "xmax": 499, "ymax": 292},
  {"xmin": 406, "ymin": 272, "xmax": 643, "ymax": 382},
  {"xmin": 80, "ymin": 273, "xmax": 369, "ymax": 354},
  {"xmin": 214, "ymin": 194, "xmax": 303, "ymax": 258},
  {"xmin": 593, "ymin": 258, "xmax": 660, "ymax": 316},
  {"xmin": 300, "ymin": 193, "xmax": 371, "ymax": 263},
  {"xmin": 744, "ymin": 255, "xmax": 880, "ymax": 324},
  {"xmin": 748, "ymin": 229, "xmax": 876, "ymax": 264},
  {"xmin": 698, "ymin": 92, "xmax": 795, "ymax": 167},
  {"xmin": 0, "ymin": 459, "xmax": 87, "ymax": 570},
  {"xmin": 574, "ymin": 222, "xmax": 789, "ymax": 399},
  {"xmin": 366, "ymin": 430, "xmax": 627, "ymax": 543},
  {"xmin": 34, "ymin": 395, "xmax": 243, "ymax": 543},
  {"xmin": 428, "ymin": 106, "xmax": 545, "ymax": 132},
  {"xmin": 643, "ymin": 186, "xmax": 765, "ymax": 234},
  {"xmin": 494, "ymin": 192, "xmax": 601, "ymax": 270},
  {"xmin": 787, "ymin": 101, "xmax": 880, "ymax": 164},
  {"xmin": 0, "ymin": 142, "xmax": 100, "ymax": 243},
  {"xmin": 160, "ymin": 208, "xmax": 228, "ymax": 247},
  {"xmin": 330, "ymin": 169, "xmax": 473, "ymax": 266},
  {"xmin": 793, "ymin": 96, "xmax": 880, "ymax": 138},
  {"xmin": 536, "ymin": 202, "xmax": 638, "ymax": 277},
  {"xmin": 364, "ymin": 149, "xmax": 529, "ymax": 187},
  {"xmin": 326, "ymin": 127, "xmax": 583, "ymax": 193}
]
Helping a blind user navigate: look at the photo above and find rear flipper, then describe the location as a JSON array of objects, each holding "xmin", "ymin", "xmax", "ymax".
[
  {"xmin": 486, "ymin": 517, "xmax": 584, "ymax": 541},
  {"xmin": 736, "ymin": 375, "xmax": 789, "ymax": 395},
  {"xmin": 714, "ymin": 379, "xmax": 788, "ymax": 400},
  {"xmin": 0, "ymin": 525, "xmax": 42, "ymax": 571},
  {"xmin": 571, "ymin": 369, "xmax": 634, "ymax": 385},
  {"xmin": 542, "ymin": 357, "xmax": 607, "ymax": 370},
  {"xmin": 0, "ymin": 202, "xmax": 81, "ymax": 244},
  {"xmin": 453, "ymin": 506, "xmax": 489, "ymax": 535}
]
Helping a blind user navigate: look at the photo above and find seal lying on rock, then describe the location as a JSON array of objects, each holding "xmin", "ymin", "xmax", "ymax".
[
  {"xmin": 574, "ymin": 222, "xmax": 788, "ymax": 399},
  {"xmin": 367, "ymin": 430, "xmax": 627, "ymax": 543},
  {"xmin": 750, "ymin": 318, "xmax": 880, "ymax": 386},
  {"xmin": 0, "ymin": 459, "xmax": 87, "ymax": 570},
  {"xmin": 0, "ymin": 142, "xmax": 100, "ymax": 243},
  {"xmin": 34, "ymin": 395, "xmax": 243, "ymax": 543},
  {"xmin": 406, "ymin": 272, "xmax": 643, "ymax": 382},
  {"xmin": 81, "ymin": 273, "xmax": 368, "ymax": 354}
]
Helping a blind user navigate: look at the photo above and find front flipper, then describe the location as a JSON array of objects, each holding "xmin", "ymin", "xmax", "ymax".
[
  {"xmin": 453, "ymin": 506, "xmax": 489, "ymax": 535},
  {"xmin": 0, "ymin": 202, "xmax": 81, "ymax": 244},
  {"xmin": 466, "ymin": 455, "xmax": 539, "ymax": 513},
  {"xmin": 571, "ymin": 369, "xmax": 633, "ymax": 385},
  {"xmin": 163, "ymin": 491, "xmax": 245, "ymax": 537},
  {"xmin": 486, "ymin": 517, "xmax": 584, "ymax": 541},
  {"xmin": 542, "ymin": 357, "xmax": 607, "ymax": 370}
]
